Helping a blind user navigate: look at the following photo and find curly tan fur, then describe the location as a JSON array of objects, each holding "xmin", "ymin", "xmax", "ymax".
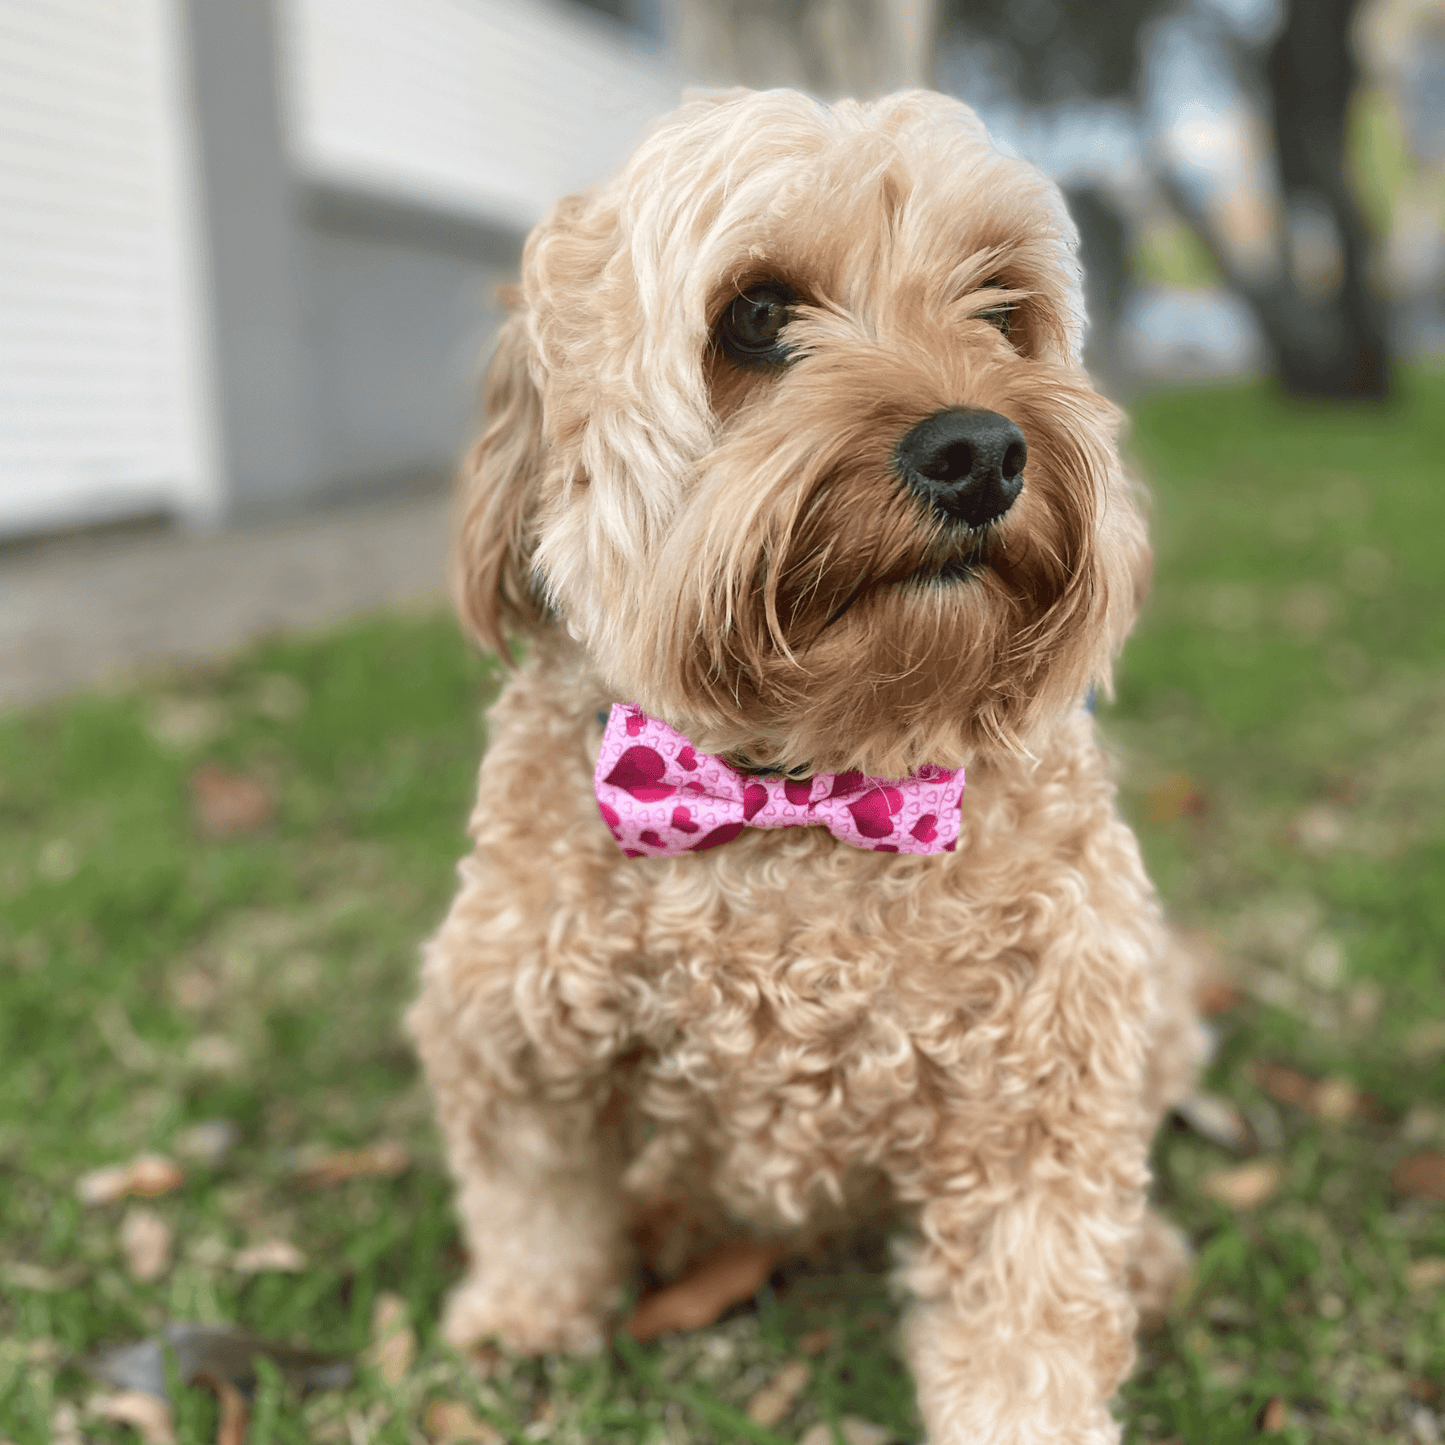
[{"xmin": 410, "ymin": 89, "xmax": 1205, "ymax": 1443}]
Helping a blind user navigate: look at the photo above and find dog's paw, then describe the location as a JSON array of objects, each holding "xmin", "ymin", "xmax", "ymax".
[{"xmin": 441, "ymin": 1275, "xmax": 611, "ymax": 1356}]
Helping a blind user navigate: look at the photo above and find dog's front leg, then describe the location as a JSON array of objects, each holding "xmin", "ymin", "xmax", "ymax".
[
  {"xmin": 409, "ymin": 965, "xmax": 631, "ymax": 1355},
  {"xmin": 896, "ymin": 1133, "xmax": 1147, "ymax": 1445}
]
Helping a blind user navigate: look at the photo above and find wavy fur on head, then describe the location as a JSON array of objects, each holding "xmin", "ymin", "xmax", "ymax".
[
  {"xmin": 459, "ymin": 88, "xmax": 1148, "ymax": 773},
  {"xmin": 416, "ymin": 88, "xmax": 1202, "ymax": 1445}
]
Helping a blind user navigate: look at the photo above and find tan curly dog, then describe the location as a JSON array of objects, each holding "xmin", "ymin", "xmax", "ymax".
[{"xmin": 408, "ymin": 88, "xmax": 1205, "ymax": 1444}]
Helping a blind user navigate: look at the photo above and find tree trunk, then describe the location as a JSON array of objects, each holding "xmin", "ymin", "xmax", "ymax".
[{"xmin": 1258, "ymin": 0, "xmax": 1391, "ymax": 397}]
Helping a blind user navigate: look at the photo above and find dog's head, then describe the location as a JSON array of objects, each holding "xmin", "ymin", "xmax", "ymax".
[{"xmin": 459, "ymin": 89, "xmax": 1148, "ymax": 776}]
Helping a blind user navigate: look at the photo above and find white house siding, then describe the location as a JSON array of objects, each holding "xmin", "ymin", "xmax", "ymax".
[
  {"xmin": 281, "ymin": 0, "xmax": 683, "ymax": 232},
  {"xmin": 0, "ymin": 0, "xmax": 217, "ymax": 535}
]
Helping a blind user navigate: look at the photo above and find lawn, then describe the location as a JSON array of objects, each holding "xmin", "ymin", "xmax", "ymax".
[{"xmin": 2, "ymin": 369, "xmax": 1444, "ymax": 1445}]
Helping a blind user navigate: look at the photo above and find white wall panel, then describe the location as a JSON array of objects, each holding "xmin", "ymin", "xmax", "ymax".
[
  {"xmin": 0, "ymin": 0, "xmax": 218, "ymax": 534},
  {"xmin": 283, "ymin": 0, "xmax": 682, "ymax": 231}
]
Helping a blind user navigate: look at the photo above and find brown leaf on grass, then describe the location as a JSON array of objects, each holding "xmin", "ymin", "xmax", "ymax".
[
  {"xmin": 1146, "ymin": 773, "xmax": 1208, "ymax": 821},
  {"xmin": 93, "ymin": 1392, "xmax": 177, "ymax": 1445},
  {"xmin": 1252, "ymin": 1062, "xmax": 1384, "ymax": 1123},
  {"xmin": 1406, "ymin": 1258, "xmax": 1445, "ymax": 1292},
  {"xmin": 1256, "ymin": 1394, "xmax": 1287, "ymax": 1432},
  {"xmin": 366, "ymin": 1293, "xmax": 416, "ymax": 1385},
  {"xmin": 294, "ymin": 1142, "xmax": 409, "ymax": 1190},
  {"xmin": 1177, "ymin": 931, "xmax": 1245, "ymax": 1017},
  {"xmin": 1290, "ymin": 805, "xmax": 1345, "ymax": 853},
  {"xmin": 1197, "ymin": 978, "xmax": 1247, "ymax": 1016},
  {"xmin": 1409, "ymin": 1378, "xmax": 1441, "ymax": 1405},
  {"xmin": 1393, "ymin": 1153, "xmax": 1445, "ymax": 1200},
  {"xmin": 799, "ymin": 1418, "xmax": 895, "ymax": 1445},
  {"xmin": 192, "ymin": 1370, "xmax": 249, "ymax": 1445},
  {"xmin": 424, "ymin": 1400, "xmax": 503, "ymax": 1443},
  {"xmin": 746, "ymin": 1360, "xmax": 810, "ymax": 1427},
  {"xmin": 173, "ymin": 1121, "xmax": 239, "ymax": 1168},
  {"xmin": 119, "ymin": 1207, "xmax": 172, "ymax": 1283},
  {"xmin": 77, "ymin": 1154, "xmax": 184, "ymax": 1206},
  {"xmin": 623, "ymin": 1240, "xmax": 784, "ymax": 1342},
  {"xmin": 2, "ymin": 1260, "xmax": 85, "ymax": 1292},
  {"xmin": 1404, "ymin": 1020, "xmax": 1445, "ymax": 1061},
  {"xmin": 232, "ymin": 1240, "xmax": 307, "ymax": 1274},
  {"xmin": 796, "ymin": 1326, "xmax": 835, "ymax": 1357},
  {"xmin": 148, "ymin": 698, "xmax": 229, "ymax": 752},
  {"xmin": 51, "ymin": 1401, "xmax": 82, "ymax": 1445},
  {"xmin": 189, "ymin": 766, "xmax": 274, "ymax": 838},
  {"xmin": 1201, "ymin": 1159, "xmax": 1282, "ymax": 1209},
  {"xmin": 1252, "ymin": 1062, "xmax": 1316, "ymax": 1108}
]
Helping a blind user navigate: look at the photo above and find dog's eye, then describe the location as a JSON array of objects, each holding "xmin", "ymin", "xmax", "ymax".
[
  {"xmin": 977, "ymin": 277, "xmax": 1014, "ymax": 336},
  {"xmin": 717, "ymin": 282, "xmax": 796, "ymax": 366}
]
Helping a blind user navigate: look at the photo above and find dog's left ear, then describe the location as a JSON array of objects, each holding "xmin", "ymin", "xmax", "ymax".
[{"xmin": 453, "ymin": 307, "xmax": 547, "ymax": 661}]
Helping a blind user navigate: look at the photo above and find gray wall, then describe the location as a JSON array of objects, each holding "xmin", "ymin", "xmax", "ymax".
[
  {"xmin": 301, "ymin": 197, "xmax": 515, "ymax": 505},
  {"xmin": 183, "ymin": 0, "xmax": 518, "ymax": 520}
]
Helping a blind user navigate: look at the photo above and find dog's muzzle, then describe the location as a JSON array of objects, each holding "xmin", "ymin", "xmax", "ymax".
[{"xmin": 895, "ymin": 408, "xmax": 1027, "ymax": 530}]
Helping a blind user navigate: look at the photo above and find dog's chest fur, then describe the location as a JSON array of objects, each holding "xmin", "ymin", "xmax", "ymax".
[{"xmin": 442, "ymin": 638, "xmax": 1162, "ymax": 1227}]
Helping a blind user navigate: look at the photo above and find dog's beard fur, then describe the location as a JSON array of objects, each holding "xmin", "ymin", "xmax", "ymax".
[{"xmin": 458, "ymin": 90, "xmax": 1150, "ymax": 778}]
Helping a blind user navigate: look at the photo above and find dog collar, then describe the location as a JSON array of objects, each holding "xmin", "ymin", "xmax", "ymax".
[{"xmin": 594, "ymin": 704, "xmax": 963, "ymax": 858}]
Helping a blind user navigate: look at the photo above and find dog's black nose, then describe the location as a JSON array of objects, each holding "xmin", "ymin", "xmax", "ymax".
[{"xmin": 895, "ymin": 408, "xmax": 1027, "ymax": 528}]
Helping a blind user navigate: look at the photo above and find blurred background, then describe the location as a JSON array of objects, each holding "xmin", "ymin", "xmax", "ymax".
[
  {"xmin": 4, "ymin": 5, "xmax": 1445, "ymax": 1444},
  {"xmin": 2, "ymin": 0, "xmax": 1442, "ymax": 706}
]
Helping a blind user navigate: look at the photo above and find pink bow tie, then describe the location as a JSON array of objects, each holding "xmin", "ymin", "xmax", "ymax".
[{"xmin": 594, "ymin": 705, "xmax": 964, "ymax": 857}]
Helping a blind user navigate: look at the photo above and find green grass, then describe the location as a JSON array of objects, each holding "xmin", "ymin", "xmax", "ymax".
[{"xmin": 2, "ymin": 370, "xmax": 1444, "ymax": 1444}]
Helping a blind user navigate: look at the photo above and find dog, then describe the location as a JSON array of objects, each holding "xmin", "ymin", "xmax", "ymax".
[{"xmin": 408, "ymin": 88, "xmax": 1206, "ymax": 1444}]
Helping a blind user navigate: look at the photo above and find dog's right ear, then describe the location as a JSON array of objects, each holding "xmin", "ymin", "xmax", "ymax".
[{"xmin": 454, "ymin": 308, "xmax": 546, "ymax": 661}]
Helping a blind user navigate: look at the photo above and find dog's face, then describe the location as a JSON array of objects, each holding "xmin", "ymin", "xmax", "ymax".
[{"xmin": 460, "ymin": 89, "xmax": 1148, "ymax": 776}]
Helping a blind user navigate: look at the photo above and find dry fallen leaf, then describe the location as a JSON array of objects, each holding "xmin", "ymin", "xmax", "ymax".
[
  {"xmin": 424, "ymin": 1400, "xmax": 503, "ymax": 1443},
  {"xmin": 2, "ymin": 1261, "xmax": 85, "ymax": 1292},
  {"xmin": 746, "ymin": 1360, "xmax": 810, "ymax": 1428},
  {"xmin": 77, "ymin": 1154, "xmax": 184, "ymax": 1207},
  {"xmin": 189, "ymin": 765, "xmax": 274, "ymax": 838},
  {"xmin": 1406, "ymin": 1258, "xmax": 1445, "ymax": 1293},
  {"xmin": 93, "ymin": 1391, "xmax": 176, "ymax": 1445},
  {"xmin": 1201, "ymin": 1159, "xmax": 1282, "ymax": 1209},
  {"xmin": 119, "ymin": 1207, "xmax": 172, "ymax": 1283},
  {"xmin": 1404, "ymin": 1020, "xmax": 1445, "ymax": 1062},
  {"xmin": 1312, "ymin": 1077, "xmax": 1361, "ymax": 1122},
  {"xmin": 51, "ymin": 1402, "xmax": 82, "ymax": 1445},
  {"xmin": 192, "ymin": 1370, "xmax": 249, "ymax": 1445},
  {"xmin": 1393, "ymin": 1153, "xmax": 1445, "ymax": 1200},
  {"xmin": 294, "ymin": 1142, "xmax": 409, "ymax": 1190},
  {"xmin": 186, "ymin": 1035, "xmax": 245, "ymax": 1075},
  {"xmin": 252, "ymin": 674, "xmax": 308, "ymax": 722},
  {"xmin": 1252, "ymin": 1062, "xmax": 1316, "ymax": 1109},
  {"xmin": 1146, "ymin": 773, "xmax": 1207, "ymax": 821},
  {"xmin": 1196, "ymin": 977, "xmax": 1246, "ymax": 1016},
  {"xmin": 1175, "ymin": 1092, "xmax": 1253, "ymax": 1152},
  {"xmin": 233, "ymin": 1240, "xmax": 307, "ymax": 1274},
  {"xmin": 147, "ymin": 698, "xmax": 228, "ymax": 751},
  {"xmin": 1256, "ymin": 1394, "xmax": 1287, "ymax": 1432},
  {"xmin": 1252, "ymin": 1062, "xmax": 1383, "ymax": 1123},
  {"xmin": 367, "ymin": 1293, "xmax": 416, "ymax": 1386},
  {"xmin": 1290, "ymin": 805, "xmax": 1344, "ymax": 853},
  {"xmin": 798, "ymin": 1418, "xmax": 895, "ymax": 1445},
  {"xmin": 796, "ymin": 1326, "xmax": 835, "ymax": 1357},
  {"xmin": 173, "ymin": 1121, "xmax": 238, "ymax": 1168},
  {"xmin": 624, "ymin": 1240, "xmax": 784, "ymax": 1342}
]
